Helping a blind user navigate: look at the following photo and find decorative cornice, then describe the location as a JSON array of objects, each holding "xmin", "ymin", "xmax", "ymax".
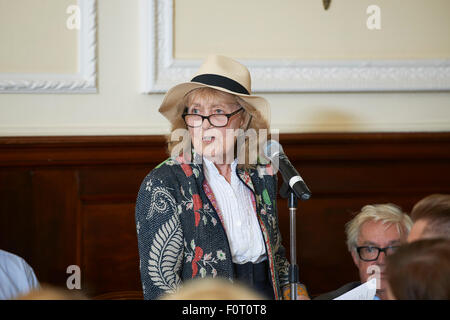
[{"xmin": 140, "ymin": 0, "xmax": 450, "ymax": 93}]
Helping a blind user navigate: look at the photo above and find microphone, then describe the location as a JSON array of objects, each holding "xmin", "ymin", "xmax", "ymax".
[{"xmin": 264, "ymin": 140, "xmax": 312, "ymax": 201}]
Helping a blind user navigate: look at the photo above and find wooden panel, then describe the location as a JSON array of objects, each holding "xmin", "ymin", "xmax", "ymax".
[
  {"xmin": 0, "ymin": 169, "xmax": 33, "ymax": 262},
  {"xmin": 280, "ymin": 160, "xmax": 450, "ymax": 196},
  {"xmin": 31, "ymin": 169, "xmax": 80, "ymax": 285},
  {"xmin": 81, "ymin": 203, "xmax": 141, "ymax": 297},
  {"xmin": 0, "ymin": 133, "xmax": 449, "ymax": 298},
  {"xmin": 279, "ymin": 132, "xmax": 450, "ymax": 161},
  {"xmin": 0, "ymin": 135, "xmax": 166, "ymax": 167},
  {"xmin": 78, "ymin": 166, "xmax": 151, "ymax": 203}
]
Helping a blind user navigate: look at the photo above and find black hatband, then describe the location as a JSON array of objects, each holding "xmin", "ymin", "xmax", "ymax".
[{"xmin": 191, "ymin": 74, "xmax": 249, "ymax": 95}]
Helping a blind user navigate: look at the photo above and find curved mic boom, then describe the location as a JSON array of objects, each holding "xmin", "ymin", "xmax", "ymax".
[{"xmin": 264, "ymin": 140, "xmax": 312, "ymax": 201}]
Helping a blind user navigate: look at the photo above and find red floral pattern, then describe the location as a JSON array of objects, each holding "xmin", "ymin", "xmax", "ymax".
[
  {"xmin": 192, "ymin": 194, "xmax": 202, "ymax": 211},
  {"xmin": 192, "ymin": 194, "xmax": 202, "ymax": 227},
  {"xmin": 181, "ymin": 163, "xmax": 193, "ymax": 177},
  {"xmin": 191, "ymin": 246, "xmax": 204, "ymax": 278},
  {"xmin": 202, "ymin": 180, "xmax": 226, "ymax": 231}
]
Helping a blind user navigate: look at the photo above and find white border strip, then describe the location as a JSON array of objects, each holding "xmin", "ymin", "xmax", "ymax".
[
  {"xmin": 0, "ymin": 0, "xmax": 97, "ymax": 93},
  {"xmin": 140, "ymin": 0, "xmax": 450, "ymax": 93}
]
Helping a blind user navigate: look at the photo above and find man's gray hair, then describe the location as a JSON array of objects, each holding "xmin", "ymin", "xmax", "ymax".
[{"xmin": 345, "ymin": 203, "xmax": 413, "ymax": 252}]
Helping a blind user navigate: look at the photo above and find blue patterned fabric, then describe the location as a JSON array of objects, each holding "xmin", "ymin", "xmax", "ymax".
[{"xmin": 135, "ymin": 155, "xmax": 291, "ymax": 300}]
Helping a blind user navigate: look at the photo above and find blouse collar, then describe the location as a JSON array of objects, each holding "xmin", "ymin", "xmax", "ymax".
[{"xmin": 202, "ymin": 156, "xmax": 238, "ymax": 179}]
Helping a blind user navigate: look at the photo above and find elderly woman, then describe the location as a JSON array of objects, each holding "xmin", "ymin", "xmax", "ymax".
[{"xmin": 135, "ymin": 55, "xmax": 308, "ymax": 300}]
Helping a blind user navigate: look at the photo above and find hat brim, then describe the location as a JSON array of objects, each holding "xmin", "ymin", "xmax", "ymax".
[{"xmin": 158, "ymin": 81, "xmax": 270, "ymax": 126}]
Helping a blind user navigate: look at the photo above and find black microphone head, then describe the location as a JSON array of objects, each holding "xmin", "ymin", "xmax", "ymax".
[{"xmin": 264, "ymin": 140, "xmax": 284, "ymax": 160}]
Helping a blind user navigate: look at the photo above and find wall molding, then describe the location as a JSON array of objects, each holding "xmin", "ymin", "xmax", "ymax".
[
  {"xmin": 140, "ymin": 0, "xmax": 450, "ymax": 93},
  {"xmin": 0, "ymin": 0, "xmax": 97, "ymax": 93},
  {"xmin": 1, "ymin": 132, "xmax": 449, "ymax": 166}
]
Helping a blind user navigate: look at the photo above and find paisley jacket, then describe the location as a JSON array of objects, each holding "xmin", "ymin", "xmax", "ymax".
[{"xmin": 135, "ymin": 153, "xmax": 292, "ymax": 300}]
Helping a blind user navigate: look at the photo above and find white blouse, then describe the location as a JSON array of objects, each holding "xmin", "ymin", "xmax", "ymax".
[{"xmin": 203, "ymin": 157, "xmax": 267, "ymax": 264}]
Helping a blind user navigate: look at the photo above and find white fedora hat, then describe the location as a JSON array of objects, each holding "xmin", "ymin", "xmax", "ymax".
[{"xmin": 158, "ymin": 55, "xmax": 270, "ymax": 125}]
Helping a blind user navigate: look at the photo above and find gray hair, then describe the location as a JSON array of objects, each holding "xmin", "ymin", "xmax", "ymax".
[{"xmin": 345, "ymin": 203, "xmax": 413, "ymax": 252}]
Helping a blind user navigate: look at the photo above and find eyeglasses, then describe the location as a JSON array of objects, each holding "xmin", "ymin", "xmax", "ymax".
[
  {"xmin": 182, "ymin": 107, "xmax": 243, "ymax": 128},
  {"xmin": 356, "ymin": 246, "xmax": 400, "ymax": 262}
]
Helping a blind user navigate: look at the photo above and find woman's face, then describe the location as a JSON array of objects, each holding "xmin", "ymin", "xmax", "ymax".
[{"xmin": 186, "ymin": 89, "xmax": 245, "ymax": 164}]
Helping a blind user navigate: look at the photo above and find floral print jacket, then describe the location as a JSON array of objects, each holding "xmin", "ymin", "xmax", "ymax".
[{"xmin": 135, "ymin": 154, "xmax": 291, "ymax": 300}]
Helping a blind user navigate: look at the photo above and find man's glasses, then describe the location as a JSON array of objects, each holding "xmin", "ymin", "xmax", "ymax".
[
  {"xmin": 182, "ymin": 107, "xmax": 243, "ymax": 128},
  {"xmin": 356, "ymin": 246, "xmax": 400, "ymax": 262}
]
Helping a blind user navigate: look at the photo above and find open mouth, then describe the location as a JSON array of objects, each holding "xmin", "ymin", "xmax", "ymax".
[{"xmin": 202, "ymin": 136, "xmax": 215, "ymax": 143}]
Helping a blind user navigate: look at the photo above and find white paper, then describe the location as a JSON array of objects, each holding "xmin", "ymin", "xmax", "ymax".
[{"xmin": 333, "ymin": 278, "xmax": 377, "ymax": 300}]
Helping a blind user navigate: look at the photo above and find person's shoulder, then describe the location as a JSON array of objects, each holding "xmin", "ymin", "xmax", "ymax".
[
  {"xmin": 143, "ymin": 158, "xmax": 181, "ymax": 180},
  {"xmin": 138, "ymin": 157, "xmax": 193, "ymax": 193},
  {"xmin": 0, "ymin": 250, "xmax": 39, "ymax": 299},
  {"xmin": 0, "ymin": 249, "xmax": 25, "ymax": 267},
  {"xmin": 313, "ymin": 281, "xmax": 361, "ymax": 300},
  {"xmin": 0, "ymin": 250, "xmax": 35, "ymax": 278}
]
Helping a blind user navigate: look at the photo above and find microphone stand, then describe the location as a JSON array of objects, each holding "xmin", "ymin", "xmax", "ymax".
[
  {"xmin": 288, "ymin": 190, "xmax": 299, "ymax": 300},
  {"xmin": 280, "ymin": 182, "xmax": 304, "ymax": 300},
  {"xmin": 265, "ymin": 139, "xmax": 312, "ymax": 299}
]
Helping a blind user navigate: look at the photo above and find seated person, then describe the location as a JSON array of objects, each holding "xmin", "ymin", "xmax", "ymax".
[
  {"xmin": 315, "ymin": 204, "xmax": 413, "ymax": 300},
  {"xmin": 386, "ymin": 238, "xmax": 450, "ymax": 300},
  {"xmin": 159, "ymin": 277, "xmax": 265, "ymax": 300},
  {"xmin": 16, "ymin": 284, "xmax": 87, "ymax": 300},
  {"xmin": 0, "ymin": 249, "xmax": 40, "ymax": 299},
  {"xmin": 408, "ymin": 194, "xmax": 450, "ymax": 242}
]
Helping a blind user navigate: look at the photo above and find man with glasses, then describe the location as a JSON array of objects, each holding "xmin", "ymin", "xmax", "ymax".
[{"xmin": 315, "ymin": 204, "xmax": 413, "ymax": 300}]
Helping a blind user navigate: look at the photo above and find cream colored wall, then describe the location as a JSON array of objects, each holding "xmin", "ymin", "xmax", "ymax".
[
  {"xmin": 0, "ymin": 0, "xmax": 78, "ymax": 73},
  {"xmin": 175, "ymin": 0, "xmax": 450, "ymax": 60},
  {"xmin": 0, "ymin": 0, "xmax": 449, "ymax": 136}
]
